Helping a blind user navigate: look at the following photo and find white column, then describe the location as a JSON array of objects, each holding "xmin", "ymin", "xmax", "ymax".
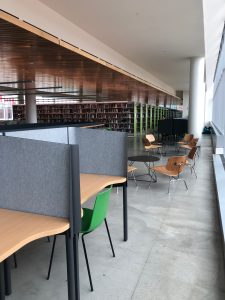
[
  {"xmin": 182, "ymin": 91, "xmax": 189, "ymax": 119},
  {"xmin": 25, "ymin": 82, "xmax": 37, "ymax": 123},
  {"xmin": 188, "ymin": 57, "xmax": 205, "ymax": 137}
]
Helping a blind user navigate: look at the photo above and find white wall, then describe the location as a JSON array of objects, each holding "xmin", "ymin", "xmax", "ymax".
[{"xmin": 0, "ymin": 0, "xmax": 175, "ymax": 96}]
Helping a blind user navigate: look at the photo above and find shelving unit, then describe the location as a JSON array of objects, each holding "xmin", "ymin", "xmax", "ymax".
[
  {"xmin": 13, "ymin": 102, "xmax": 182, "ymax": 135},
  {"xmin": 13, "ymin": 102, "xmax": 135, "ymax": 133}
]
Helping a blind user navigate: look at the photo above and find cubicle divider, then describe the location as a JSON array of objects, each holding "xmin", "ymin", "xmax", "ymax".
[
  {"xmin": 68, "ymin": 127, "xmax": 127, "ymax": 176},
  {"xmin": 3, "ymin": 127, "xmax": 128, "ymax": 231},
  {"xmin": 0, "ymin": 135, "xmax": 71, "ymax": 217},
  {"xmin": 0, "ymin": 135, "xmax": 81, "ymax": 300},
  {"xmin": 3, "ymin": 126, "xmax": 127, "ymax": 176},
  {"xmin": 1, "ymin": 126, "xmax": 128, "ymax": 298},
  {"xmin": 3, "ymin": 127, "xmax": 68, "ymax": 144}
]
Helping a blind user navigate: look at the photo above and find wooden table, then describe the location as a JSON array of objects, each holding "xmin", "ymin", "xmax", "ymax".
[
  {"xmin": 0, "ymin": 210, "xmax": 72, "ymax": 300},
  {"xmin": 0, "ymin": 173, "xmax": 127, "ymax": 300},
  {"xmin": 80, "ymin": 173, "xmax": 126, "ymax": 203},
  {"xmin": 128, "ymin": 155, "xmax": 160, "ymax": 182},
  {"xmin": 0, "ymin": 209, "xmax": 69, "ymax": 263}
]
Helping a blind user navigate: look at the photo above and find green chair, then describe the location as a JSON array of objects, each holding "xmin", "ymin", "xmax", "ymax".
[{"xmin": 47, "ymin": 186, "xmax": 115, "ymax": 292}]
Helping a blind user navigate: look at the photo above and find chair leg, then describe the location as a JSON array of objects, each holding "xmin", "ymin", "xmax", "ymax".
[
  {"xmin": 131, "ymin": 171, "xmax": 138, "ymax": 187},
  {"xmin": 152, "ymin": 169, "xmax": 157, "ymax": 182},
  {"xmin": 192, "ymin": 166, "xmax": 197, "ymax": 178},
  {"xmin": 47, "ymin": 235, "xmax": 57, "ymax": 280},
  {"xmin": 197, "ymin": 146, "xmax": 200, "ymax": 157},
  {"xmin": 82, "ymin": 234, "xmax": 93, "ymax": 292},
  {"xmin": 104, "ymin": 219, "xmax": 115, "ymax": 257},
  {"xmin": 168, "ymin": 177, "xmax": 172, "ymax": 194},
  {"xmin": 182, "ymin": 179, "xmax": 188, "ymax": 190}
]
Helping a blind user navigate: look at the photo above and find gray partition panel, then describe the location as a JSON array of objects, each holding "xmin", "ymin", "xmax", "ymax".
[
  {"xmin": 69, "ymin": 127, "xmax": 127, "ymax": 176},
  {"xmin": 5, "ymin": 127, "xmax": 68, "ymax": 144},
  {"xmin": 0, "ymin": 136, "xmax": 71, "ymax": 218}
]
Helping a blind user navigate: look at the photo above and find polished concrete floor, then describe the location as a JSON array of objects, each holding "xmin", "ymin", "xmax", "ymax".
[{"xmin": 8, "ymin": 135, "xmax": 225, "ymax": 299}]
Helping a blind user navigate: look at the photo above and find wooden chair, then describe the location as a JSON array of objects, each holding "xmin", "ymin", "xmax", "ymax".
[
  {"xmin": 117, "ymin": 165, "xmax": 137, "ymax": 193},
  {"xmin": 127, "ymin": 165, "xmax": 138, "ymax": 187},
  {"xmin": 179, "ymin": 138, "xmax": 199, "ymax": 152},
  {"xmin": 177, "ymin": 133, "xmax": 194, "ymax": 145},
  {"xmin": 185, "ymin": 147, "xmax": 197, "ymax": 178},
  {"xmin": 143, "ymin": 134, "xmax": 162, "ymax": 154},
  {"xmin": 150, "ymin": 155, "xmax": 188, "ymax": 193}
]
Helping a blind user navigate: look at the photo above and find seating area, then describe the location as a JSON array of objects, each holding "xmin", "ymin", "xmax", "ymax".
[
  {"xmin": 0, "ymin": 127, "xmax": 128, "ymax": 300},
  {"xmin": 129, "ymin": 133, "xmax": 199, "ymax": 190},
  {"xmin": 2, "ymin": 134, "xmax": 224, "ymax": 300},
  {"xmin": 0, "ymin": 128, "xmax": 219, "ymax": 300}
]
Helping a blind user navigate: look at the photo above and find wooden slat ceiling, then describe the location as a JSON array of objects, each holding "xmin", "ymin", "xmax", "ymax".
[{"xmin": 0, "ymin": 14, "xmax": 180, "ymax": 104}]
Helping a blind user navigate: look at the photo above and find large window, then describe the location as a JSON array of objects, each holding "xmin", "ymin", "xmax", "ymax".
[{"xmin": 213, "ymin": 25, "xmax": 225, "ymax": 144}]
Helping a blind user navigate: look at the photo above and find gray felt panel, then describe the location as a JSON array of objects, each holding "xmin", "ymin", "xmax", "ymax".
[
  {"xmin": 5, "ymin": 128, "xmax": 68, "ymax": 144},
  {"xmin": 0, "ymin": 136, "xmax": 70, "ymax": 218},
  {"xmin": 70, "ymin": 128, "xmax": 127, "ymax": 176}
]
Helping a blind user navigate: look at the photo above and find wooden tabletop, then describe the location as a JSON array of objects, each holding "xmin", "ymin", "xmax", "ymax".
[
  {"xmin": 0, "ymin": 209, "xmax": 69, "ymax": 263},
  {"xmin": 0, "ymin": 173, "xmax": 126, "ymax": 262},
  {"xmin": 81, "ymin": 124, "xmax": 105, "ymax": 129},
  {"xmin": 128, "ymin": 155, "xmax": 160, "ymax": 163},
  {"xmin": 80, "ymin": 173, "xmax": 126, "ymax": 204}
]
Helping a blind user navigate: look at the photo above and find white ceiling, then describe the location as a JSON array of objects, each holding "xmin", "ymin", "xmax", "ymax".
[{"xmin": 39, "ymin": 0, "xmax": 205, "ymax": 92}]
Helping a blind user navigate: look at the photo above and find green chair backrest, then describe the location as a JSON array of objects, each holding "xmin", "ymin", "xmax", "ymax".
[{"xmin": 88, "ymin": 186, "xmax": 112, "ymax": 232}]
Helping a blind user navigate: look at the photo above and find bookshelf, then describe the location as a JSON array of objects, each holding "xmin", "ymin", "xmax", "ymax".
[{"xmin": 12, "ymin": 102, "xmax": 182, "ymax": 135}]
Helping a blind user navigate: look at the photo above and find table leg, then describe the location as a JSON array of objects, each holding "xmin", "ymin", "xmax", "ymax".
[
  {"xmin": 4, "ymin": 258, "xmax": 11, "ymax": 296},
  {"xmin": 65, "ymin": 230, "xmax": 75, "ymax": 300},
  {"xmin": 123, "ymin": 182, "xmax": 128, "ymax": 241},
  {"xmin": 73, "ymin": 233, "xmax": 80, "ymax": 300},
  {"xmin": 144, "ymin": 162, "xmax": 156, "ymax": 182},
  {"xmin": 0, "ymin": 262, "xmax": 5, "ymax": 300}
]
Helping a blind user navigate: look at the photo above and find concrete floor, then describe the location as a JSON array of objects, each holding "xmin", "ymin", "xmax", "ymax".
[{"xmin": 8, "ymin": 135, "xmax": 225, "ymax": 299}]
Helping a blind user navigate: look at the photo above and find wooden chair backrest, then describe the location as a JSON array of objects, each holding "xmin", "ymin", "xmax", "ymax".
[
  {"xmin": 166, "ymin": 156, "xmax": 187, "ymax": 174},
  {"xmin": 146, "ymin": 134, "xmax": 155, "ymax": 143},
  {"xmin": 189, "ymin": 138, "xmax": 199, "ymax": 147},
  {"xmin": 142, "ymin": 137, "xmax": 151, "ymax": 146},
  {"xmin": 183, "ymin": 133, "xmax": 194, "ymax": 142},
  {"xmin": 188, "ymin": 147, "xmax": 197, "ymax": 160}
]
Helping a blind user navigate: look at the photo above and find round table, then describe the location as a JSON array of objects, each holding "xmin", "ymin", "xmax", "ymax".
[{"xmin": 128, "ymin": 155, "xmax": 160, "ymax": 182}]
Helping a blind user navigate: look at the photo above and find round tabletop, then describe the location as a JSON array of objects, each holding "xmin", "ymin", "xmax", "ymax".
[{"xmin": 128, "ymin": 155, "xmax": 160, "ymax": 163}]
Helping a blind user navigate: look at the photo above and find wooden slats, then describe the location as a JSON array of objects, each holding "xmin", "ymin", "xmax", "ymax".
[{"xmin": 0, "ymin": 11, "xmax": 180, "ymax": 104}]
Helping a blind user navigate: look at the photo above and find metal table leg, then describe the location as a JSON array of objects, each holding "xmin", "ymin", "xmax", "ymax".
[
  {"xmin": 123, "ymin": 182, "xmax": 128, "ymax": 241},
  {"xmin": 73, "ymin": 233, "xmax": 80, "ymax": 300},
  {"xmin": 4, "ymin": 258, "xmax": 11, "ymax": 296},
  {"xmin": 0, "ymin": 263, "xmax": 5, "ymax": 300},
  {"xmin": 65, "ymin": 230, "xmax": 75, "ymax": 300}
]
